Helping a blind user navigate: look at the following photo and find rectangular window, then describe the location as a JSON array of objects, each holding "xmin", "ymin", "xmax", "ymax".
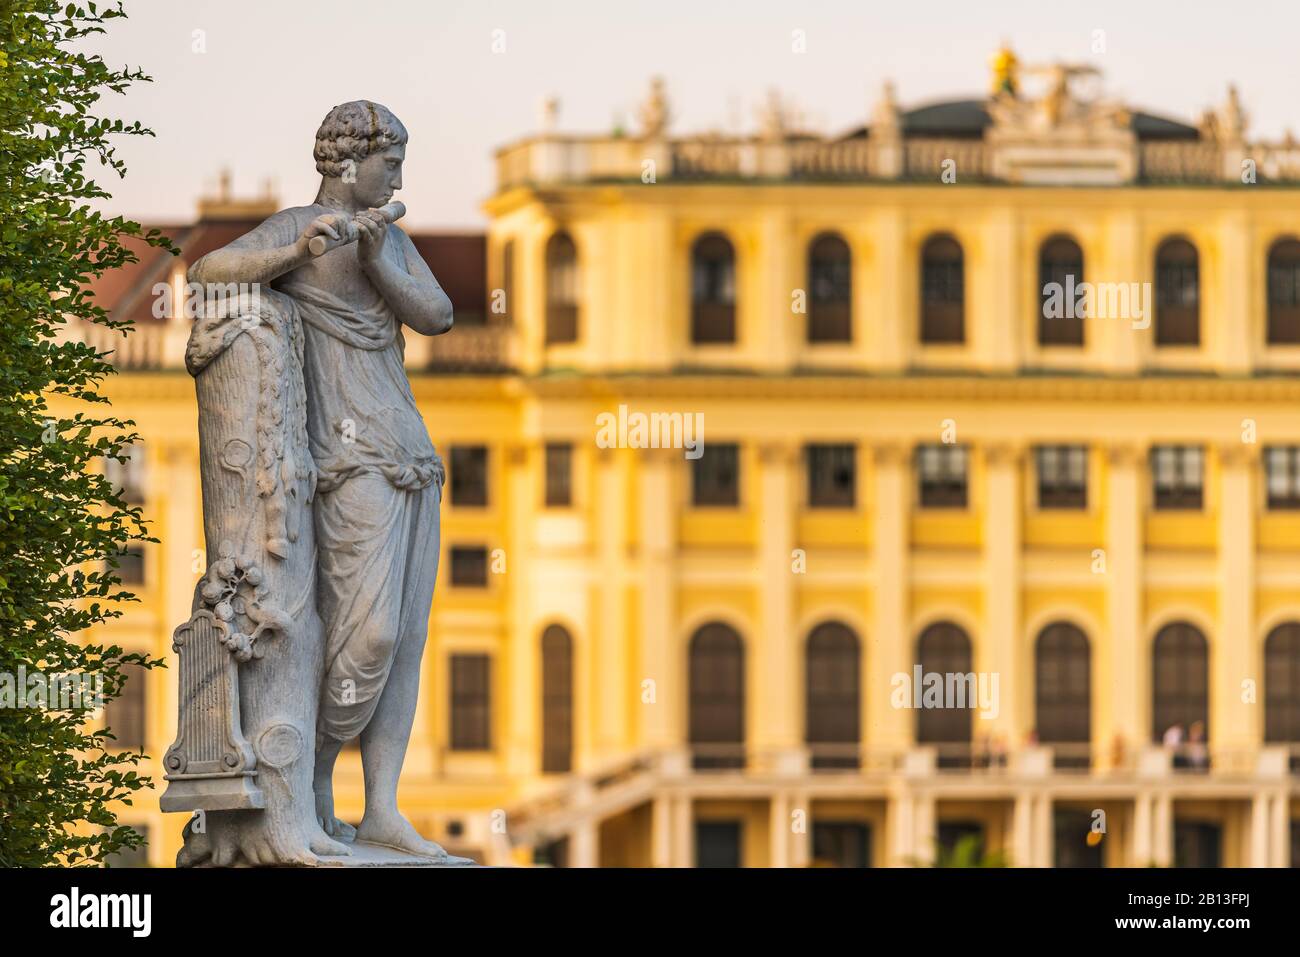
[
  {"xmin": 1151, "ymin": 445, "xmax": 1203, "ymax": 510},
  {"xmin": 116, "ymin": 546, "xmax": 145, "ymax": 586},
  {"xmin": 806, "ymin": 444, "xmax": 856, "ymax": 508},
  {"xmin": 544, "ymin": 442, "xmax": 572, "ymax": 507},
  {"xmin": 916, "ymin": 444, "xmax": 968, "ymax": 508},
  {"xmin": 1265, "ymin": 446, "xmax": 1300, "ymax": 509},
  {"xmin": 449, "ymin": 546, "xmax": 489, "ymax": 587},
  {"xmin": 692, "ymin": 443, "xmax": 740, "ymax": 507},
  {"xmin": 450, "ymin": 654, "xmax": 491, "ymax": 751},
  {"xmin": 105, "ymin": 662, "xmax": 146, "ymax": 751},
  {"xmin": 104, "ymin": 444, "xmax": 147, "ymax": 505},
  {"xmin": 449, "ymin": 445, "xmax": 488, "ymax": 507},
  {"xmin": 1035, "ymin": 445, "xmax": 1088, "ymax": 509}
]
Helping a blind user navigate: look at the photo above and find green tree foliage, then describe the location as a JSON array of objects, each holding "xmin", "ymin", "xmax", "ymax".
[{"xmin": 0, "ymin": 1, "xmax": 171, "ymax": 866}]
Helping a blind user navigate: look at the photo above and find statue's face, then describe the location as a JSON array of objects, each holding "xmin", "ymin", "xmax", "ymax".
[{"xmin": 352, "ymin": 143, "xmax": 405, "ymax": 208}]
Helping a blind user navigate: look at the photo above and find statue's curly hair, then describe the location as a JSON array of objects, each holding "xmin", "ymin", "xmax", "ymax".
[{"xmin": 313, "ymin": 100, "xmax": 408, "ymax": 177}]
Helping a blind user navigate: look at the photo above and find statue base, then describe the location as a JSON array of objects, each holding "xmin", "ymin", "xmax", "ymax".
[{"xmin": 318, "ymin": 841, "xmax": 477, "ymax": 868}]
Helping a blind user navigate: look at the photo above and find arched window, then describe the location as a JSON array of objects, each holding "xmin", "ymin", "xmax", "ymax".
[
  {"xmin": 1038, "ymin": 235, "xmax": 1085, "ymax": 346},
  {"xmin": 689, "ymin": 622, "xmax": 745, "ymax": 769},
  {"xmin": 541, "ymin": 625, "xmax": 573, "ymax": 773},
  {"xmin": 1265, "ymin": 623, "xmax": 1300, "ymax": 744},
  {"xmin": 1155, "ymin": 237, "xmax": 1200, "ymax": 346},
  {"xmin": 1035, "ymin": 622, "xmax": 1091, "ymax": 767},
  {"xmin": 916, "ymin": 622, "xmax": 972, "ymax": 766},
  {"xmin": 807, "ymin": 233, "xmax": 852, "ymax": 343},
  {"xmin": 691, "ymin": 232, "xmax": 736, "ymax": 344},
  {"xmin": 545, "ymin": 232, "xmax": 578, "ymax": 344},
  {"xmin": 1267, "ymin": 238, "xmax": 1300, "ymax": 344},
  {"xmin": 1152, "ymin": 622, "xmax": 1209, "ymax": 748},
  {"xmin": 920, "ymin": 234, "xmax": 964, "ymax": 344},
  {"xmin": 805, "ymin": 622, "xmax": 861, "ymax": 769}
]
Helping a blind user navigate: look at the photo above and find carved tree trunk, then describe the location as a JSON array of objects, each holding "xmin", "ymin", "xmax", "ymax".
[{"xmin": 162, "ymin": 289, "xmax": 338, "ymax": 866}]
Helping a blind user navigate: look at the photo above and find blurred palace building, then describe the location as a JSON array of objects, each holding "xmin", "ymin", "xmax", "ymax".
[{"xmin": 67, "ymin": 51, "xmax": 1300, "ymax": 867}]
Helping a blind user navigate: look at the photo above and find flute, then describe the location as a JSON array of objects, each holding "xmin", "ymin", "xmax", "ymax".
[{"xmin": 307, "ymin": 201, "xmax": 407, "ymax": 256}]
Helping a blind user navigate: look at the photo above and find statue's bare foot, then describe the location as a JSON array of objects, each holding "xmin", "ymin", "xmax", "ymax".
[
  {"xmin": 314, "ymin": 790, "xmax": 357, "ymax": 843},
  {"xmin": 310, "ymin": 831, "xmax": 352, "ymax": 857},
  {"xmin": 356, "ymin": 812, "xmax": 472, "ymax": 864}
]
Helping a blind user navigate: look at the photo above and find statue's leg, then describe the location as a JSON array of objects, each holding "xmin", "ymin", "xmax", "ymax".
[
  {"xmin": 312, "ymin": 736, "xmax": 355, "ymax": 841},
  {"xmin": 312, "ymin": 474, "xmax": 409, "ymax": 841},
  {"xmin": 354, "ymin": 482, "xmax": 454, "ymax": 860}
]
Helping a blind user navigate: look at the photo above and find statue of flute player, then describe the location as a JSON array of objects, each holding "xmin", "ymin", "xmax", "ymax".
[{"xmin": 189, "ymin": 100, "xmax": 458, "ymax": 861}]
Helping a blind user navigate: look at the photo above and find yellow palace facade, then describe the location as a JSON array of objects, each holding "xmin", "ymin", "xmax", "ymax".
[{"xmin": 71, "ymin": 57, "xmax": 1300, "ymax": 867}]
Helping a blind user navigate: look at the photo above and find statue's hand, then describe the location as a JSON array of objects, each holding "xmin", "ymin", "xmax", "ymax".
[
  {"xmin": 297, "ymin": 213, "xmax": 357, "ymax": 257},
  {"xmin": 354, "ymin": 208, "xmax": 389, "ymax": 265}
]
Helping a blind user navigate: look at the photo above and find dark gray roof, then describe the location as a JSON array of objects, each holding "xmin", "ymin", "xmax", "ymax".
[{"xmin": 838, "ymin": 97, "xmax": 1201, "ymax": 142}]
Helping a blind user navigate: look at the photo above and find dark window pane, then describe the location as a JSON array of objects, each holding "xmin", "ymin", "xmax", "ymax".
[
  {"xmin": 105, "ymin": 662, "xmax": 146, "ymax": 751},
  {"xmin": 1036, "ymin": 444, "xmax": 1088, "ymax": 509},
  {"xmin": 695, "ymin": 821, "xmax": 742, "ymax": 867},
  {"xmin": 692, "ymin": 443, "xmax": 740, "ymax": 507},
  {"xmin": 811, "ymin": 822, "xmax": 871, "ymax": 867},
  {"xmin": 546, "ymin": 232, "xmax": 578, "ymax": 344},
  {"xmin": 1150, "ymin": 445, "xmax": 1203, "ymax": 510},
  {"xmin": 916, "ymin": 444, "xmax": 968, "ymax": 508},
  {"xmin": 544, "ymin": 442, "xmax": 573, "ymax": 507},
  {"xmin": 1035, "ymin": 623, "xmax": 1091, "ymax": 769},
  {"xmin": 541, "ymin": 625, "xmax": 573, "ymax": 773},
  {"xmin": 691, "ymin": 233, "xmax": 736, "ymax": 344},
  {"xmin": 920, "ymin": 235, "xmax": 964, "ymax": 344},
  {"xmin": 807, "ymin": 443, "xmax": 856, "ymax": 508},
  {"xmin": 1268, "ymin": 239, "xmax": 1300, "ymax": 344},
  {"xmin": 104, "ymin": 443, "xmax": 147, "ymax": 505},
  {"xmin": 449, "ymin": 546, "xmax": 489, "ymax": 587},
  {"xmin": 1155, "ymin": 238, "xmax": 1200, "ymax": 346},
  {"xmin": 1265, "ymin": 446, "xmax": 1300, "ymax": 510},
  {"xmin": 1038, "ymin": 236, "xmax": 1085, "ymax": 346},
  {"xmin": 1151, "ymin": 623, "xmax": 1208, "ymax": 748},
  {"xmin": 806, "ymin": 622, "xmax": 861, "ymax": 770},
  {"xmin": 689, "ymin": 623, "xmax": 745, "ymax": 770},
  {"xmin": 808, "ymin": 233, "xmax": 852, "ymax": 343},
  {"xmin": 916, "ymin": 623, "xmax": 972, "ymax": 766},
  {"xmin": 450, "ymin": 445, "xmax": 488, "ymax": 507},
  {"xmin": 1265, "ymin": 624, "xmax": 1300, "ymax": 745},
  {"xmin": 450, "ymin": 654, "xmax": 491, "ymax": 751}
]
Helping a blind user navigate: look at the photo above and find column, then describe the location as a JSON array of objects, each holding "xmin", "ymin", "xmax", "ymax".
[
  {"xmin": 1033, "ymin": 794, "xmax": 1054, "ymax": 868},
  {"xmin": 978, "ymin": 210, "xmax": 1020, "ymax": 372},
  {"xmin": 506, "ymin": 442, "xmax": 539, "ymax": 779},
  {"xmin": 871, "ymin": 443, "xmax": 912, "ymax": 754},
  {"xmin": 569, "ymin": 823, "xmax": 599, "ymax": 868},
  {"xmin": 1104, "ymin": 443, "xmax": 1145, "ymax": 765},
  {"xmin": 1132, "ymin": 793, "xmax": 1153, "ymax": 866},
  {"xmin": 758, "ymin": 209, "xmax": 796, "ymax": 372},
  {"xmin": 1250, "ymin": 793, "xmax": 1271, "ymax": 867},
  {"xmin": 652, "ymin": 795, "xmax": 672, "ymax": 868},
  {"xmin": 912, "ymin": 792, "xmax": 936, "ymax": 866},
  {"xmin": 1151, "ymin": 793, "xmax": 1173, "ymax": 867},
  {"xmin": 1216, "ymin": 443, "xmax": 1257, "ymax": 749},
  {"xmin": 639, "ymin": 449, "xmax": 678, "ymax": 749},
  {"xmin": 671, "ymin": 795, "xmax": 693, "ymax": 867},
  {"xmin": 755, "ymin": 441, "xmax": 801, "ymax": 771},
  {"xmin": 983, "ymin": 443, "xmax": 1023, "ymax": 740},
  {"xmin": 887, "ymin": 790, "xmax": 915, "ymax": 867},
  {"xmin": 1011, "ymin": 792, "xmax": 1034, "ymax": 868},
  {"xmin": 1213, "ymin": 212, "xmax": 1254, "ymax": 374},
  {"xmin": 595, "ymin": 447, "xmax": 628, "ymax": 759},
  {"xmin": 790, "ymin": 791, "xmax": 811, "ymax": 867},
  {"xmin": 769, "ymin": 792, "xmax": 791, "ymax": 868},
  {"xmin": 867, "ymin": 208, "xmax": 908, "ymax": 372},
  {"xmin": 1270, "ymin": 789, "xmax": 1289, "ymax": 868}
]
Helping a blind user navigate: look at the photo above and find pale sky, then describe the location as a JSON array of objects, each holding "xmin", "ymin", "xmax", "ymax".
[{"xmin": 88, "ymin": 0, "xmax": 1300, "ymax": 229}]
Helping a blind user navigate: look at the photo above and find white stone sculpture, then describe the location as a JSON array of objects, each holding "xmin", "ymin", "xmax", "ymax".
[{"xmin": 160, "ymin": 100, "xmax": 471, "ymax": 867}]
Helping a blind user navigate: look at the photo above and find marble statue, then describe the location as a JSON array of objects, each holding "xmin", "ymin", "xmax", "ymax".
[{"xmin": 160, "ymin": 101, "xmax": 471, "ymax": 866}]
